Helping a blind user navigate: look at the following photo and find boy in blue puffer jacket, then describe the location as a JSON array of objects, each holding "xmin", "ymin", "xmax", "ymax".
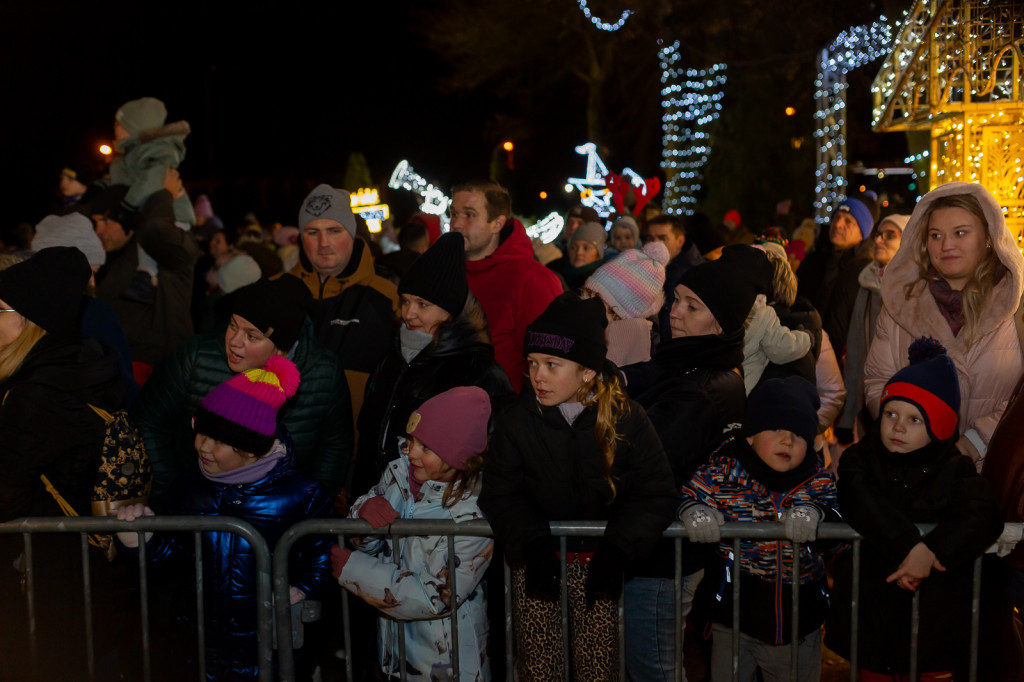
[
  {"xmin": 116, "ymin": 356, "xmax": 333, "ymax": 681},
  {"xmin": 680, "ymin": 376, "xmax": 838, "ymax": 682}
]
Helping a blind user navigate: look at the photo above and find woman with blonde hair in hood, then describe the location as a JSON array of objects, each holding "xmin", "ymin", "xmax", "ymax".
[{"xmin": 863, "ymin": 184, "xmax": 1023, "ymax": 467}]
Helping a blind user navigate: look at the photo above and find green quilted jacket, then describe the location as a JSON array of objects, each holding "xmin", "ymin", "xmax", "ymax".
[{"xmin": 132, "ymin": 318, "xmax": 353, "ymax": 509}]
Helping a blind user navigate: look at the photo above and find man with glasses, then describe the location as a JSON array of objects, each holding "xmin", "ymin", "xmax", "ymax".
[
  {"xmin": 449, "ymin": 181, "xmax": 561, "ymax": 392},
  {"xmin": 836, "ymin": 213, "xmax": 910, "ymax": 445}
]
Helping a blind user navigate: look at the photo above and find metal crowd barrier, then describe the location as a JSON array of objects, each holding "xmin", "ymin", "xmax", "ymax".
[
  {"xmin": 0, "ymin": 515, "xmax": 274, "ymax": 682},
  {"xmin": 0, "ymin": 516, "xmax": 992, "ymax": 682}
]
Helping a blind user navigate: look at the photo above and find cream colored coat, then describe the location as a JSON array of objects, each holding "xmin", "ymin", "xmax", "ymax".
[{"xmin": 864, "ymin": 182, "xmax": 1024, "ymax": 465}]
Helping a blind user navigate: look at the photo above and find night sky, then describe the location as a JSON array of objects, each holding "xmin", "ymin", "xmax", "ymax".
[{"xmin": 1, "ymin": 1, "xmax": 905, "ymax": 232}]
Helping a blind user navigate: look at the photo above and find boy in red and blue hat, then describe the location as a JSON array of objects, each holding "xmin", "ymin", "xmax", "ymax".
[{"xmin": 826, "ymin": 337, "xmax": 1002, "ymax": 680}]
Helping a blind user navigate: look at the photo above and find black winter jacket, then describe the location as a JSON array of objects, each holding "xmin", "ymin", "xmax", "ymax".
[
  {"xmin": 352, "ymin": 297, "xmax": 514, "ymax": 497},
  {"xmin": 94, "ymin": 189, "xmax": 200, "ymax": 366},
  {"xmin": 826, "ymin": 430, "xmax": 1002, "ymax": 674},
  {"xmin": 132, "ymin": 318, "xmax": 353, "ymax": 508},
  {"xmin": 633, "ymin": 331, "xmax": 747, "ymax": 577},
  {"xmin": 480, "ymin": 386, "xmax": 677, "ymax": 562}
]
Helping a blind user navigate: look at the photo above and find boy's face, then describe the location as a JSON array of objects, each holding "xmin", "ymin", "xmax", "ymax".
[
  {"xmin": 879, "ymin": 400, "xmax": 931, "ymax": 453},
  {"xmin": 747, "ymin": 430, "xmax": 808, "ymax": 473},
  {"xmin": 114, "ymin": 121, "xmax": 131, "ymax": 141}
]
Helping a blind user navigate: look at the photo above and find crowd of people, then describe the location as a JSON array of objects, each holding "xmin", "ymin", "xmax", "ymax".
[{"xmin": 1, "ymin": 95, "xmax": 1023, "ymax": 682}]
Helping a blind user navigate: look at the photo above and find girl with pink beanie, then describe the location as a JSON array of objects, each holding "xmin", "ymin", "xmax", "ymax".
[
  {"xmin": 115, "ymin": 356, "xmax": 334, "ymax": 680},
  {"xmin": 331, "ymin": 386, "xmax": 493, "ymax": 681}
]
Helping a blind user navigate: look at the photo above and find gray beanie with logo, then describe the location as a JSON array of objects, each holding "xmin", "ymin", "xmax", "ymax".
[{"xmin": 298, "ymin": 184, "xmax": 356, "ymax": 236}]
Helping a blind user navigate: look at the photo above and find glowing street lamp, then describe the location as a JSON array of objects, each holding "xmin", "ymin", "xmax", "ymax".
[{"xmin": 99, "ymin": 144, "xmax": 112, "ymax": 156}]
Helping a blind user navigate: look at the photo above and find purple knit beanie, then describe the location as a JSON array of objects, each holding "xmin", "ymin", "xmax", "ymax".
[
  {"xmin": 194, "ymin": 356, "xmax": 301, "ymax": 455},
  {"xmin": 405, "ymin": 386, "xmax": 490, "ymax": 471}
]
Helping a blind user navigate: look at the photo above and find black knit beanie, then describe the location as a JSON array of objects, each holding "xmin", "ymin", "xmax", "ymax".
[
  {"xmin": 721, "ymin": 245, "xmax": 773, "ymax": 297},
  {"xmin": 743, "ymin": 376, "xmax": 820, "ymax": 447},
  {"xmin": 0, "ymin": 247, "xmax": 90, "ymax": 334},
  {"xmin": 398, "ymin": 232, "xmax": 468, "ymax": 317},
  {"xmin": 231, "ymin": 275, "xmax": 313, "ymax": 351},
  {"xmin": 523, "ymin": 292, "xmax": 607, "ymax": 372},
  {"xmin": 676, "ymin": 251, "xmax": 759, "ymax": 335}
]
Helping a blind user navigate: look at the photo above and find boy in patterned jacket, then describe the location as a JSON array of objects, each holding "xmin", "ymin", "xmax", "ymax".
[{"xmin": 679, "ymin": 376, "xmax": 838, "ymax": 682}]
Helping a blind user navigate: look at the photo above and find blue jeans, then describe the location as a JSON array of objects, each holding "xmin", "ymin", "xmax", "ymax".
[{"xmin": 624, "ymin": 571, "xmax": 704, "ymax": 682}]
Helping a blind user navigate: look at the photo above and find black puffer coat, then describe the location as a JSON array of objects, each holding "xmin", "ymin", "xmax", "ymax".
[
  {"xmin": 826, "ymin": 429, "xmax": 1002, "ymax": 675},
  {"xmin": 480, "ymin": 384, "xmax": 677, "ymax": 562},
  {"xmin": 352, "ymin": 295, "xmax": 514, "ymax": 497},
  {"xmin": 633, "ymin": 330, "xmax": 747, "ymax": 577}
]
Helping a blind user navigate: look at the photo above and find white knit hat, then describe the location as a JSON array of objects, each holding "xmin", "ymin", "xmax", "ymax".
[{"xmin": 32, "ymin": 214, "xmax": 106, "ymax": 267}]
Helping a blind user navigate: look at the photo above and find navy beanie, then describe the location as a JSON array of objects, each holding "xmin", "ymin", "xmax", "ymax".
[
  {"xmin": 833, "ymin": 198, "xmax": 874, "ymax": 239},
  {"xmin": 743, "ymin": 377, "xmax": 820, "ymax": 447},
  {"xmin": 881, "ymin": 337, "xmax": 960, "ymax": 442},
  {"xmin": 524, "ymin": 292, "xmax": 607, "ymax": 372}
]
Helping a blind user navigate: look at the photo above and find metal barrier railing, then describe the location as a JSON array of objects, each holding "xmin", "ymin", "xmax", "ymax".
[
  {"xmin": 273, "ymin": 519, "xmax": 986, "ymax": 682},
  {"xmin": 0, "ymin": 515, "xmax": 274, "ymax": 682},
  {"xmin": 0, "ymin": 517, "xmax": 991, "ymax": 682}
]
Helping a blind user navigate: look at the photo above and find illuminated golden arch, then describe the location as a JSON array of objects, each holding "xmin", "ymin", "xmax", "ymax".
[{"xmin": 872, "ymin": 0, "xmax": 1024, "ymax": 240}]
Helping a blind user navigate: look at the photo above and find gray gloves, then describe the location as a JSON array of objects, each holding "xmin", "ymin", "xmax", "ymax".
[
  {"xmin": 782, "ymin": 505, "xmax": 822, "ymax": 543},
  {"xmin": 680, "ymin": 504, "xmax": 725, "ymax": 543}
]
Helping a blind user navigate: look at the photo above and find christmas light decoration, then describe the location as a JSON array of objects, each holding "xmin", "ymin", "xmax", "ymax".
[
  {"xmin": 567, "ymin": 143, "xmax": 652, "ymax": 221},
  {"xmin": 349, "ymin": 187, "xmax": 389, "ymax": 234},
  {"xmin": 871, "ymin": 0, "xmax": 1024, "ymax": 240},
  {"xmin": 576, "ymin": 0, "xmax": 631, "ymax": 32},
  {"xmin": 388, "ymin": 160, "xmax": 451, "ymax": 230},
  {"xmin": 659, "ymin": 40, "xmax": 726, "ymax": 215},
  {"xmin": 526, "ymin": 212, "xmax": 565, "ymax": 244},
  {"xmin": 813, "ymin": 17, "xmax": 892, "ymax": 223}
]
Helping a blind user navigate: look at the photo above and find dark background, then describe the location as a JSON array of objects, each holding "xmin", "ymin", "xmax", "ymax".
[{"xmin": 0, "ymin": 0, "xmax": 916, "ymax": 233}]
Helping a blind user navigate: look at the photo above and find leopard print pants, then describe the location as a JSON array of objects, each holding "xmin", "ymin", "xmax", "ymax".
[{"xmin": 510, "ymin": 557, "xmax": 620, "ymax": 681}]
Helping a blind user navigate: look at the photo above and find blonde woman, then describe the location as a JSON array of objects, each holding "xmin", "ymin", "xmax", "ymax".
[{"xmin": 863, "ymin": 182, "xmax": 1024, "ymax": 468}]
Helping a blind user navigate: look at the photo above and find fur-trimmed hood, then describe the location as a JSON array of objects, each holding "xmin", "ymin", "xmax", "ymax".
[{"xmin": 881, "ymin": 182, "xmax": 1024, "ymax": 342}]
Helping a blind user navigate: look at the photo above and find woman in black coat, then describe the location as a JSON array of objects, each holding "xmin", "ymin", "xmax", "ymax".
[
  {"xmin": 0, "ymin": 248, "xmax": 125, "ymax": 680},
  {"xmin": 629, "ymin": 253, "xmax": 754, "ymax": 681},
  {"xmin": 351, "ymin": 232, "xmax": 514, "ymax": 498}
]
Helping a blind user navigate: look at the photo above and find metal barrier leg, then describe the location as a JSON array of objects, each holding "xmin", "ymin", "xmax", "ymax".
[
  {"xmin": 195, "ymin": 533, "xmax": 206, "ymax": 682},
  {"xmin": 81, "ymin": 533, "xmax": 96, "ymax": 682},
  {"xmin": 448, "ymin": 533, "xmax": 460, "ymax": 681},
  {"xmin": 791, "ymin": 541, "xmax": 801, "ymax": 681},
  {"xmin": 504, "ymin": 559, "xmax": 514, "ymax": 681},
  {"xmin": 24, "ymin": 533, "xmax": 38, "ymax": 678},
  {"xmin": 560, "ymin": 536, "xmax": 569, "ymax": 682},
  {"xmin": 138, "ymin": 531, "xmax": 152, "ymax": 682},
  {"xmin": 850, "ymin": 539, "xmax": 860, "ymax": 682},
  {"xmin": 909, "ymin": 589, "xmax": 920, "ymax": 682},
  {"xmin": 339, "ymin": 533, "xmax": 354, "ymax": 682},
  {"xmin": 732, "ymin": 538, "xmax": 741, "ymax": 682},
  {"xmin": 969, "ymin": 555, "xmax": 982, "ymax": 682}
]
